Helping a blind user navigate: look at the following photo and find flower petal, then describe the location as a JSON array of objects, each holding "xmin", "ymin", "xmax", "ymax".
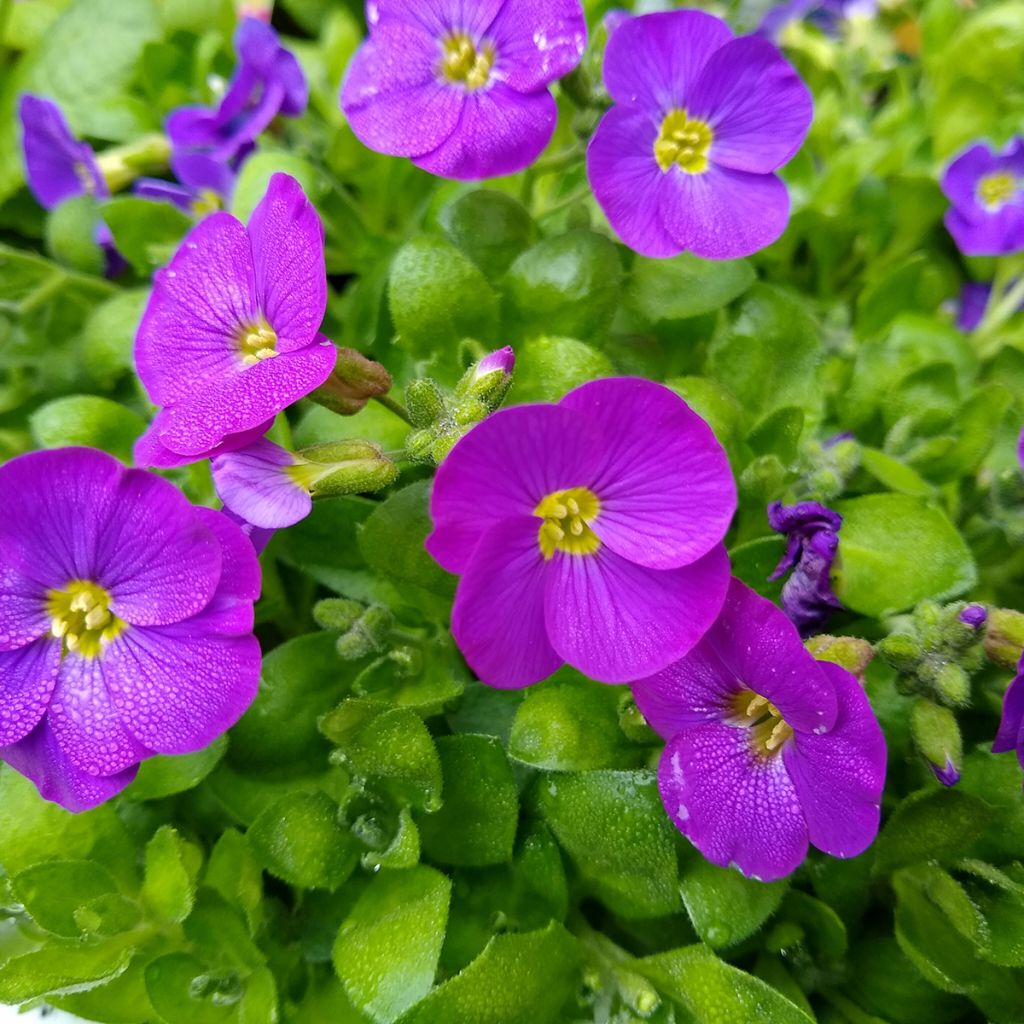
[
  {"xmin": 488, "ymin": 0, "xmax": 587, "ymax": 92},
  {"xmin": 135, "ymin": 212, "xmax": 258, "ymax": 407},
  {"xmin": 368, "ymin": 0, "xmax": 504, "ymax": 37},
  {"xmin": 0, "ymin": 564, "xmax": 49, "ymax": 651},
  {"xmin": 191, "ymin": 507, "xmax": 262, "ymax": 635},
  {"xmin": 451, "ymin": 516, "xmax": 561, "ymax": 689},
  {"xmin": 993, "ymin": 670, "xmax": 1024, "ymax": 755},
  {"xmin": 247, "ymin": 173, "xmax": 326, "ymax": 347},
  {"xmin": 944, "ymin": 205, "xmax": 1024, "ymax": 258},
  {"xmin": 155, "ymin": 337, "xmax": 337, "ymax": 457},
  {"xmin": 0, "ymin": 639, "xmax": 61, "ymax": 745},
  {"xmin": 658, "ymin": 722, "xmax": 809, "ymax": 881},
  {"xmin": 785, "ymin": 662, "xmax": 886, "ymax": 859},
  {"xmin": 660, "ymin": 162, "xmax": 791, "ymax": 260},
  {"xmin": 561, "ymin": 377, "xmax": 735, "ymax": 569},
  {"xmin": 602, "ymin": 10, "xmax": 732, "ymax": 113},
  {"xmin": 689, "ymin": 36, "xmax": 812, "ymax": 174},
  {"xmin": 341, "ymin": 23, "xmax": 464, "ymax": 157},
  {"xmin": 414, "ymin": 84, "xmax": 557, "ymax": 180},
  {"xmin": 427, "ymin": 402, "xmax": 601, "ymax": 575},
  {"xmin": 212, "ymin": 438, "xmax": 311, "ymax": 530},
  {"xmin": 587, "ymin": 108, "xmax": 680, "ymax": 258},
  {"xmin": 702, "ymin": 579, "xmax": 838, "ymax": 733},
  {"xmin": 543, "ymin": 544, "xmax": 730, "ymax": 683},
  {"xmin": 134, "ymin": 416, "xmax": 274, "ymax": 469},
  {"xmin": 103, "ymin": 627, "xmax": 261, "ymax": 755},
  {"xmin": 0, "ymin": 719, "xmax": 138, "ymax": 813}
]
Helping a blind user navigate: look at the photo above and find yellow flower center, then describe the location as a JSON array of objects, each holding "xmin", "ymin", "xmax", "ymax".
[
  {"xmin": 535, "ymin": 487, "xmax": 601, "ymax": 560},
  {"xmin": 47, "ymin": 580, "xmax": 126, "ymax": 659},
  {"xmin": 732, "ymin": 689, "xmax": 794, "ymax": 758},
  {"xmin": 654, "ymin": 109, "xmax": 714, "ymax": 174},
  {"xmin": 191, "ymin": 189, "xmax": 223, "ymax": 217},
  {"xmin": 237, "ymin": 317, "xmax": 278, "ymax": 368},
  {"xmin": 977, "ymin": 171, "xmax": 1018, "ymax": 210},
  {"xmin": 440, "ymin": 31, "xmax": 495, "ymax": 90}
]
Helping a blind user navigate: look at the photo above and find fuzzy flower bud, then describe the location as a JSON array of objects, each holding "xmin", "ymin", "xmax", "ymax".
[
  {"xmin": 313, "ymin": 598, "xmax": 365, "ymax": 634},
  {"xmin": 335, "ymin": 605, "xmax": 394, "ymax": 660},
  {"xmin": 985, "ymin": 608, "xmax": 1024, "ymax": 668},
  {"xmin": 910, "ymin": 699, "xmax": 962, "ymax": 786},
  {"xmin": 876, "ymin": 632, "xmax": 922, "ymax": 673},
  {"xmin": 455, "ymin": 346, "xmax": 516, "ymax": 409},
  {"xmin": 405, "ymin": 378, "xmax": 447, "ymax": 428},
  {"xmin": 805, "ymin": 634, "xmax": 875, "ymax": 680},
  {"xmin": 312, "ymin": 348, "xmax": 392, "ymax": 415},
  {"xmin": 297, "ymin": 440, "xmax": 398, "ymax": 498}
]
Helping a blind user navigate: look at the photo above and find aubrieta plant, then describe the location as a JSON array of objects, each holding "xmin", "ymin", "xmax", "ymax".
[{"xmin": 3, "ymin": 1, "xmax": 1024, "ymax": 1023}]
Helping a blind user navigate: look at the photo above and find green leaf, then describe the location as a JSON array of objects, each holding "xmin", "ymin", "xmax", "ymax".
[
  {"xmin": 627, "ymin": 252, "xmax": 755, "ymax": 322},
  {"xmin": 508, "ymin": 669, "xmax": 641, "ymax": 771},
  {"xmin": 873, "ymin": 788, "xmax": 995, "ymax": 874},
  {"xmin": 634, "ymin": 944, "xmax": 813, "ymax": 1023},
  {"xmin": 46, "ymin": 195, "xmax": 106, "ymax": 274},
  {"xmin": 204, "ymin": 829, "xmax": 265, "ymax": 935},
  {"xmin": 0, "ymin": 940, "xmax": 135, "ymax": 1003},
  {"xmin": 389, "ymin": 235, "xmax": 499, "ymax": 353},
  {"xmin": 398, "ymin": 923, "xmax": 580, "ymax": 1024},
  {"xmin": 142, "ymin": 825, "xmax": 201, "ymax": 924},
  {"xmin": 101, "ymin": 197, "xmax": 193, "ymax": 275},
  {"xmin": 248, "ymin": 791, "xmax": 358, "ymax": 890},
  {"xmin": 79, "ymin": 288, "xmax": 149, "ymax": 390},
  {"xmin": 231, "ymin": 150, "xmax": 325, "ymax": 222},
  {"xmin": 362, "ymin": 807, "xmax": 421, "ymax": 872},
  {"xmin": 746, "ymin": 406, "xmax": 805, "ymax": 463},
  {"xmin": 333, "ymin": 865, "xmax": 451, "ymax": 1023},
  {"xmin": 833, "ymin": 493, "xmax": 976, "ymax": 616},
  {"xmin": 859, "ymin": 447, "xmax": 935, "ymax": 497},
  {"xmin": 320, "ymin": 699, "xmax": 442, "ymax": 810},
  {"xmin": 127, "ymin": 736, "xmax": 228, "ymax": 801},
  {"xmin": 358, "ymin": 480, "xmax": 455, "ymax": 597},
  {"xmin": 11, "ymin": 859, "xmax": 119, "ymax": 938},
  {"xmin": 507, "ymin": 334, "xmax": 615, "ymax": 403},
  {"xmin": 535, "ymin": 770, "xmax": 679, "ymax": 918},
  {"xmin": 419, "ymin": 735, "xmax": 518, "ymax": 867},
  {"xmin": 30, "ymin": 394, "xmax": 146, "ymax": 461},
  {"xmin": 144, "ymin": 952, "xmax": 238, "ymax": 1024},
  {"xmin": 502, "ymin": 230, "xmax": 623, "ymax": 342},
  {"xmin": 438, "ymin": 189, "xmax": 534, "ymax": 278},
  {"xmin": 680, "ymin": 860, "xmax": 789, "ymax": 950}
]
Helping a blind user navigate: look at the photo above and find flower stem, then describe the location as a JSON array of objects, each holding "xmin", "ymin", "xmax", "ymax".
[
  {"xmin": 373, "ymin": 393, "xmax": 413, "ymax": 425},
  {"xmin": 973, "ymin": 255, "xmax": 1024, "ymax": 357}
]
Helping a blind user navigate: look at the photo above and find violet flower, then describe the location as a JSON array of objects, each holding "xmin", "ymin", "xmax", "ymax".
[
  {"xmin": 134, "ymin": 172, "xmax": 337, "ymax": 468},
  {"xmin": 994, "ymin": 655, "xmax": 1024, "ymax": 772},
  {"xmin": 168, "ymin": 18, "xmax": 307, "ymax": 184},
  {"xmin": 18, "ymin": 94, "xmax": 123, "ymax": 276},
  {"xmin": 340, "ymin": 0, "xmax": 587, "ymax": 180},
  {"xmin": 586, "ymin": 10, "xmax": 812, "ymax": 260},
  {"xmin": 757, "ymin": 0, "xmax": 877, "ymax": 41},
  {"xmin": 134, "ymin": 154, "xmax": 235, "ymax": 217},
  {"xmin": 941, "ymin": 140, "xmax": 1024, "ymax": 257},
  {"xmin": 959, "ymin": 604, "xmax": 988, "ymax": 629},
  {"xmin": 768, "ymin": 499, "xmax": 844, "ymax": 635},
  {"xmin": 427, "ymin": 377, "xmax": 736, "ymax": 688},
  {"xmin": 212, "ymin": 438, "xmax": 312, "ymax": 530},
  {"xmin": 0, "ymin": 448, "xmax": 261, "ymax": 812},
  {"xmin": 632, "ymin": 579, "xmax": 887, "ymax": 881}
]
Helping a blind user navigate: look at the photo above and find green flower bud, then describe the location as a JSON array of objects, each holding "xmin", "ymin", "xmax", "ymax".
[
  {"xmin": 933, "ymin": 662, "xmax": 971, "ymax": 707},
  {"xmin": 910, "ymin": 699, "xmax": 962, "ymax": 786},
  {"xmin": 453, "ymin": 397, "xmax": 490, "ymax": 427},
  {"xmin": 313, "ymin": 598, "xmax": 364, "ymax": 634},
  {"xmin": 405, "ymin": 378, "xmax": 447, "ymax": 428},
  {"xmin": 311, "ymin": 348, "xmax": 392, "ymax": 415},
  {"xmin": 876, "ymin": 632, "xmax": 921, "ymax": 673},
  {"xmin": 985, "ymin": 608, "xmax": 1024, "ymax": 668},
  {"xmin": 295, "ymin": 440, "xmax": 398, "ymax": 497},
  {"xmin": 805, "ymin": 634, "xmax": 875, "ymax": 679},
  {"xmin": 455, "ymin": 346, "xmax": 515, "ymax": 409},
  {"xmin": 335, "ymin": 605, "xmax": 394, "ymax": 660},
  {"xmin": 404, "ymin": 428, "xmax": 435, "ymax": 463}
]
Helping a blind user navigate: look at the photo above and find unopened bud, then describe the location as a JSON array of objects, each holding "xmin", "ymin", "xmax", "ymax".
[
  {"xmin": 456, "ymin": 346, "xmax": 515, "ymax": 408},
  {"xmin": 335, "ymin": 605, "xmax": 394, "ymax": 659},
  {"xmin": 985, "ymin": 608, "xmax": 1024, "ymax": 668},
  {"xmin": 313, "ymin": 598, "xmax": 364, "ymax": 633},
  {"xmin": 312, "ymin": 348, "xmax": 392, "ymax": 415},
  {"xmin": 876, "ymin": 632, "xmax": 921, "ymax": 673},
  {"xmin": 404, "ymin": 428, "xmax": 435, "ymax": 463},
  {"xmin": 405, "ymin": 378, "xmax": 447, "ymax": 428},
  {"xmin": 296, "ymin": 440, "xmax": 398, "ymax": 497},
  {"xmin": 934, "ymin": 662, "xmax": 971, "ymax": 707},
  {"xmin": 910, "ymin": 699, "xmax": 962, "ymax": 786},
  {"xmin": 453, "ymin": 397, "xmax": 490, "ymax": 426},
  {"xmin": 805, "ymin": 635, "xmax": 875, "ymax": 679},
  {"xmin": 430, "ymin": 428, "xmax": 462, "ymax": 463}
]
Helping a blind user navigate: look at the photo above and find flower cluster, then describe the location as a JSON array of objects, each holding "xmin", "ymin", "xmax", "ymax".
[{"xmin": 0, "ymin": 448, "xmax": 260, "ymax": 811}]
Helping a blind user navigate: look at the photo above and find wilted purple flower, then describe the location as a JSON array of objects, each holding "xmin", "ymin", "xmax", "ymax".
[
  {"xmin": 168, "ymin": 19, "xmax": 307, "ymax": 183},
  {"xmin": 941, "ymin": 140, "xmax": 1024, "ymax": 257},
  {"xmin": 994, "ymin": 655, "xmax": 1024, "ymax": 771},
  {"xmin": 757, "ymin": 0, "xmax": 877, "ymax": 40},
  {"xmin": 0, "ymin": 448, "xmax": 261, "ymax": 812},
  {"xmin": 340, "ymin": 0, "xmax": 587, "ymax": 180},
  {"xmin": 586, "ymin": 10, "xmax": 812, "ymax": 260},
  {"xmin": 134, "ymin": 173, "xmax": 337, "ymax": 468},
  {"xmin": 18, "ymin": 95, "xmax": 123, "ymax": 276},
  {"xmin": 427, "ymin": 377, "xmax": 736, "ymax": 688},
  {"xmin": 632, "ymin": 579, "xmax": 887, "ymax": 881},
  {"xmin": 768, "ymin": 499, "xmax": 843, "ymax": 635}
]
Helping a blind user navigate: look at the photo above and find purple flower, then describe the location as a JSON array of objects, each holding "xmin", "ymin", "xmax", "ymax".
[
  {"xmin": 212, "ymin": 438, "xmax": 312, "ymax": 529},
  {"xmin": 768, "ymin": 499, "xmax": 843, "ymax": 636},
  {"xmin": 340, "ymin": 0, "xmax": 587, "ymax": 180},
  {"xmin": 586, "ymin": 10, "xmax": 812, "ymax": 260},
  {"xmin": 168, "ymin": 19, "xmax": 307, "ymax": 182},
  {"xmin": 959, "ymin": 604, "xmax": 987, "ymax": 629},
  {"xmin": 941, "ymin": 140, "xmax": 1024, "ymax": 257},
  {"xmin": 632, "ymin": 579, "xmax": 887, "ymax": 881},
  {"xmin": 930, "ymin": 757, "xmax": 961, "ymax": 787},
  {"xmin": 18, "ymin": 94, "xmax": 123, "ymax": 277},
  {"xmin": 994, "ymin": 655, "xmax": 1024, "ymax": 771},
  {"xmin": 427, "ymin": 377, "xmax": 736, "ymax": 688},
  {"xmin": 474, "ymin": 345, "xmax": 515, "ymax": 378},
  {"xmin": 134, "ymin": 173, "xmax": 337, "ymax": 468},
  {"xmin": 757, "ymin": 0, "xmax": 877, "ymax": 40},
  {"xmin": 134, "ymin": 155, "xmax": 236, "ymax": 216},
  {"xmin": 0, "ymin": 448, "xmax": 261, "ymax": 812}
]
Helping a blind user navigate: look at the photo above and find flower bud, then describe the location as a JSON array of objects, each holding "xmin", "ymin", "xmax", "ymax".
[
  {"xmin": 934, "ymin": 662, "xmax": 971, "ymax": 707},
  {"xmin": 312, "ymin": 348, "xmax": 392, "ymax": 415},
  {"xmin": 335, "ymin": 605, "xmax": 394, "ymax": 660},
  {"xmin": 455, "ymin": 346, "xmax": 515, "ymax": 409},
  {"xmin": 313, "ymin": 598, "xmax": 364, "ymax": 633},
  {"xmin": 405, "ymin": 378, "xmax": 447, "ymax": 428},
  {"xmin": 295, "ymin": 440, "xmax": 398, "ymax": 497},
  {"xmin": 404, "ymin": 428, "xmax": 435, "ymax": 463},
  {"xmin": 910, "ymin": 699, "xmax": 962, "ymax": 786},
  {"xmin": 876, "ymin": 632, "xmax": 921, "ymax": 673},
  {"xmin": 805, "ymin": 634, "xmax": 875, "ymax": 680},
  {"xmin": 985, "ymin": 608, "xmax": 1024, "ymax": 668}
]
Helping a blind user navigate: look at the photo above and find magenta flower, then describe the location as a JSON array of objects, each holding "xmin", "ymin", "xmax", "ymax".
[
  {"xmin": 941, "ymin": 140, "xmax": 1024, "ymax": 257},
  {"xmin": 0, "ymin": 448, "xmax": 261, "ymax": 812},
  {"xmin": 587, "ymin": 10, "xmax": 812, "ymax": 259},
  {"xmin": 340, "ymin": 0, "xmax": 587, "ymax": 180},
  {"xmin": 994, "ymin": 654, "xmax": 1024, "ymax": 772},
  {"xmin": 768, "ymin": 499, "xmax": 843, "ymax": 636},
  {"xmin": 632, "ymin": 579, "xmax": 886, "ymax": 881},
  {"xmin": 134, "ymin": 172, "xmax": 337, "ymax": 468},
  {"xmin": 427, "ymin": 377, "xmax": 736, "ymax": 688},
  {"xmin": 212, "ymin": 438, "xmax": 312, "ymax": 530}
]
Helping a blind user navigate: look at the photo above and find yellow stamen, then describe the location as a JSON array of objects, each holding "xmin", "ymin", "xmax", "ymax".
[
  {"xmin": 440, "ymin": 31, "xmax": 496, "ymax": 91},
  {"xmin": 731, "ymin": 688, "xmax": 794, "ymax": 758},
  {"xmin": 535, "ymin": 487, "xmax": 601, "ymax": 559},
  {"xmin": 237, "ymin": 318, "xmax": 278, "ymax": 368},
  {"xmin": 654, "ymin": 109, "xmax": 714, "ymax": 174},
  {"xmin": 977, "ymin": 171, "xmax": 1018, "ymax": 210},
  {"xmin": 47, "ymin": 580, "xmax": 126, "ymax": 659}
]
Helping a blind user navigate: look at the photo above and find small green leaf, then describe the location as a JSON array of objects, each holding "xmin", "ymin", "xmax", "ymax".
[
  {"xmin": 204, "ymin": 828, "xmax": 265, "ymax": 935},
  {"xmin": 30, "ymin": 395, "xmax": 146, "ymax": 461},
  {"xmin": 11, "ymin": 860, "xmax": 119, "ymax": 938},
  {"xmin": 127, "ymin": 736, "xmax": 227, "ymax": 801},
  {"xmin": 507, "ymin": 334, "xmax": 615, "ymax": 403},
  {"xmin": 142, "ymin": 825, "xmax": 201, "ymax": 924},
  {"xmin": 101, "ymin": 197, "xmax": 193, "ymax": 275},
  {"xmin": 0, "ymin": 940, "xmax": 135, "ymax": 1003},
  {"xmin": 627, "ymin": 252, "xmax": 755, "ymax": 322},
  {"xmin": 860, "ymin": 447, "xmax": 935, "ymax": 497},
  {"xmin": 144, "ymin": 952, "xmax": 238, "ymax": 1024},
  {"xmin": 231, "ymin": 150, "xmax": 324, "ymax": 222},
  {"xmin": 438, "ymin": 189, "xmax": 534, "ymax": 277},
  {"xmin": 333, "ymin": 865, "xmax": 451, "ymax": 1023}
]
